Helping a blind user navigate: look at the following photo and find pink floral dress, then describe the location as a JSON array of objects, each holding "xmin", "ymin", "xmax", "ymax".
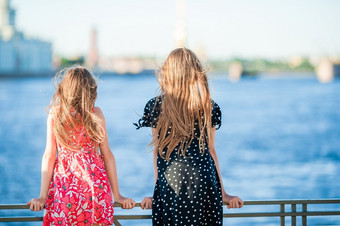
[{"xmin": 43, "ymin": 123, "xmax": 114, "ymax": 226}]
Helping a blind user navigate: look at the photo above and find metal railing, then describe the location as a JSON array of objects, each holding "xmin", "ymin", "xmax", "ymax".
[{"xmin": 1, "ymin": 199, "xmax": 340, "ymax": 225}]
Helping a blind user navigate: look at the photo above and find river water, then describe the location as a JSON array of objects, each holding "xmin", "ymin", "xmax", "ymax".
[{"xmin": 0, "ymin": 72, "xmax": 339, "ymax": 225}]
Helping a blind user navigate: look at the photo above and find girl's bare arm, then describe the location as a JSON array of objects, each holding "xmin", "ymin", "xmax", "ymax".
[
  {"xmin": 141, "ymin": 128, "xmax": 158, "ymax": 210},
  {"xmin": 209, "ymin": 127, "xmax": 244, "ymax": 208},
  {"xmin": 152, "ymin": 128, "xmax": 158, "ymax": 183},
  {"xmin": 27, "ymin": 113, "xmax": 56, "ymax": 211},
  {"xmin": 95, "ymin": 107, "xmax": 135, "ymax": 209}
]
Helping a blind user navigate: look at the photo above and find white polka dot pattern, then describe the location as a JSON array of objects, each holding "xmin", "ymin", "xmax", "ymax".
[{"xmin": 136, "ymin": 97, "xmax": 223, "ymax": 225}]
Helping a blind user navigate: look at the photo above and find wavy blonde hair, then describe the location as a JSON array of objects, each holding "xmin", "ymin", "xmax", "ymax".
[
  {"xmin": 50, "ymin": 66, "xmax": 104, "ymax": 150},
  {"xmin": 153, "ymin": 48, "xmax": 212, "ymax": 160}
]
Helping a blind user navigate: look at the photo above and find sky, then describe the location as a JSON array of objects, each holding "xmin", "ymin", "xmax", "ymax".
[{"xmin": 10, "ymin": 0, "xmax": 340, "ymax": 59}]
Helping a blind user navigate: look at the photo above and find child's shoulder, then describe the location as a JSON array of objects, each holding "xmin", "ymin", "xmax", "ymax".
[
  {"xmin": 47, "ymin": 106, "xmax": 59, "ymax": 121},
  {"xmin": 93, "ymin": 106, "xmax": 105, "ymax": 118},
  {"xmin": 93, "ymin": 106, "xmax": 102, "ymax": 113}
]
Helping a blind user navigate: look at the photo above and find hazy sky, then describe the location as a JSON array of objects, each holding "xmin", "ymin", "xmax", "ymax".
[{"xmin": 11, "ymin": 0, "xmax": 340, "ymax": 59}]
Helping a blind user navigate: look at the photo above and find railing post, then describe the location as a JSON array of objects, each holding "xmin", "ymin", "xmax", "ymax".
[
  {"xmin": 113, "ymin": 218, "xmax": 121, "ymax": 226},
  {"xmin": 280, "ymin": 204, "xmax": 285, "ymax": 226},
  {"xmin": 302, "ymin": 203, "xmax": 307, "ymax": 226},
  {"xmin": 291, "ymin": 204, "xmax": 296, "ymax": 226}
]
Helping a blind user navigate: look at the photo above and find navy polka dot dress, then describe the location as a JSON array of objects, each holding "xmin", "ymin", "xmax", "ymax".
[{"xmin": 135, "ymin": 97, "xmax": 223, "ymax": 226}]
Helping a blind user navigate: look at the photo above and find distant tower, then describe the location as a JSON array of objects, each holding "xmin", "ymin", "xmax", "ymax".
[
  {"xmin": 0, "ymin": 0, "xmax": 16, "ymax": 41},
  {"xmin": 86, "ymin": 28, "xmax": 99, "ymax": 68},
  {"xmin": 173, "ymin": 0, "xmax": 186, "ymax": 48},
  {"xmin": 0, "ymin": 0, "xmax": 10, "ymax": 28}
]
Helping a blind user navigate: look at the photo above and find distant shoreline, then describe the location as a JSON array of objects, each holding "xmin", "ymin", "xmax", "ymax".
[
  {"xmin": 0, "ymin": 69, "xmax": 157, "ymax": 79},
  {"xmin": 0, "ymin": 71, "xmax": 55, "ymax": 79},
  {"xmin": 0, "ymin": 70, "xmax": 319, "ymax": 80}
]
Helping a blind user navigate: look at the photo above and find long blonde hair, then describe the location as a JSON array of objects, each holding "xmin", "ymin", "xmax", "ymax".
[
  {"xmin": 50, "ymin": 66, "xmax": 104, "ymax": 150},
  {"xmin": 153, "ymin": 48, "xmax": 212, "ymax": 160}
]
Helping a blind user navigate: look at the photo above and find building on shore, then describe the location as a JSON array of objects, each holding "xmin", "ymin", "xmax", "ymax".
[
  {"xmin": 0, "ymin": 0, "xmax": 52, "ymax": 77},
  {"xmin": 86, "ymin": 28, "xmax": 99, "ymax": 70}
]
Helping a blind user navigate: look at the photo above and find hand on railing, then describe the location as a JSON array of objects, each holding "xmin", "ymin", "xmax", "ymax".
[
  {"xmin": 27, "ymin": 197, "xmax": 46, "ymax": 211},
  {"xmin": 114, "ymin": 194, "xmax": 136, "ymax": 209},
  {"xmin": 223, "ymin": 194, "xmax": 244, "ymax": 209},
  {"xmin": 141, "ymin": 197, "xmax": 153, "ymax": 210}
]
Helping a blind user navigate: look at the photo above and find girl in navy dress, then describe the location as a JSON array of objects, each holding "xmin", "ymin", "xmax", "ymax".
[{"xmin": 135, "ymin": 48, "xmax": 243, "ymax": 225}]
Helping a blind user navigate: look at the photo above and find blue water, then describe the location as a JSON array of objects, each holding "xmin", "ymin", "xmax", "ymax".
[{"xmin": 0, "ymin": 73, "xmax": 339, "ymax": 225}]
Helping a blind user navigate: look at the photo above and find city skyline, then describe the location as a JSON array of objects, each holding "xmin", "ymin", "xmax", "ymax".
[
  {"xmin": 10, "ymin": 0, "xmax": 340, "ymax": 59},
  {"xmin": 0, "ymin": 0, "xmax": 52, "ymax": 75}
]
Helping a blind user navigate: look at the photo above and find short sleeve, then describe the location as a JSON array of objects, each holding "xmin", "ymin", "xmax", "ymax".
[
  {"xmin": 134, "ymin": 97, "xmax": 161, "ymax": 129},
  {"xmin": 211, "ymin": 101, "xmax": 222, "ymax": 129}
]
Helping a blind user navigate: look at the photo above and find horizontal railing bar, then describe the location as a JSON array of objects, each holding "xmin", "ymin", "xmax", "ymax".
[
  {"xmin": 2, "ymin": 211, "xmax": 340, "ymax": 222},
  {"xmin": 243, "ymin": 199, "xmax": 340, "ymax": 205},
  {"xmin": 115, "ymin": 215, "xmax": 152, "ymax": 220},
  {"xmin": 0, "ymin": 205, "xmax": 30, "ymax": 210},
  {"xmin": 0, "ymin": 217, "xmax": 43, "ymax": 222},
  {"xmin": 1, "ymin": 200, "xmax": 340, "ymax": 223},
  {"xmin": 223, "ymin": 211, "xmax": 340, "ymax": 218},
  {"xmin": 2, "ymin": 199, "xmax": 340, "ymax": 210}
]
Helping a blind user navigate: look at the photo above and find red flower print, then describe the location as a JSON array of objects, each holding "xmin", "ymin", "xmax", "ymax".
[
  {"xmin": 43, "ymin": 125, "xmax": 113, "ymax": 225},
  {"xmin": 78, "ymin": 211, "xmax": 92, "ymax": 226},
  {"xmin": 80, "ymin": 179, "xmax": 90, "ymax": 190},
  {"xmin": 93, "ymin": 157, "xmax": 105, "ymax": 168},
  {"xmin": 94, "ymin": 205, "xmax": 104, "ymax": 220},
  {"xmin": 100, "ymin": 192, "xmax": 112, "ymax": 202},
  {"xmin": 83, "ymin": 191, "xmax": 93, "ymax": 202},
  {"xmin": 61, "ymin": 195, "xmax": 77, "ymax": 213},
  {"xmin": 78, "ymin": 131, "xmax": 88, "ymax": 144},
  {"xmin": 91, "ymin": 171, "xmax": 102, "ymax": 182},
  {"xmin": 53, "ymin": 216, "xmax": 66, "ymax": 225},
  {"xmin": 61, "ymin": 182, "xmax": 70, "ymax": 192}
]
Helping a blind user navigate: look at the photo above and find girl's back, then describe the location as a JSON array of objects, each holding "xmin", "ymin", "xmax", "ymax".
[
  {"xmin": 28, "ymin": 66, "xmax": 136, "ymax": 225},
  {"xmin": 56, "ymin": 111, "xmax": 99, "ymax": 155},
  {"xmin": 136, "ymin": 48, "xmax": 230, "ymax": 225},
  {"xmin": 43, "ymin": 68, "xmax": 114, "ymax": 225},
  {"xmin": 138, "ymin": 48, "xmax": 243, "ymax": 225},
  {"xmin": 137, "ymin": 96, "xmax": 223, "ymax": 225}
]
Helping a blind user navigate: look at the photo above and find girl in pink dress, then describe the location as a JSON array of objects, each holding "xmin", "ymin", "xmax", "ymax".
[{"xmin": 28, "ymin": 67, "xmax": 135, "ymax": 225}]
